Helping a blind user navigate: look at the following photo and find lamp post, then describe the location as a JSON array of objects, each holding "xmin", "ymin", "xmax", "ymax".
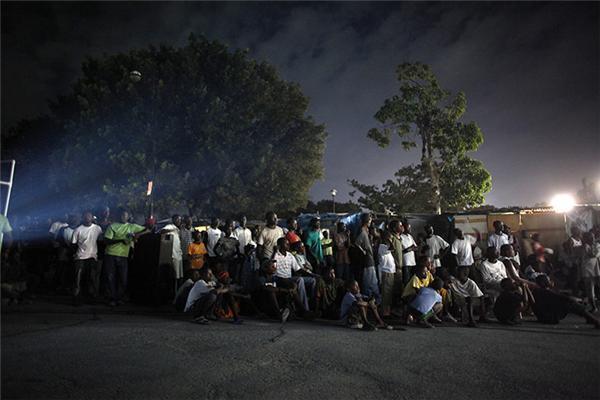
[{"xmin": 330, "ymin": 188, "xmax": 337, "ymax": 214}]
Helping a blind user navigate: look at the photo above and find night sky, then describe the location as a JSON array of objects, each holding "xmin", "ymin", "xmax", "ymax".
[{"xmin": 2, "ymin": 2, "xmax": 599, "ymax": 208}]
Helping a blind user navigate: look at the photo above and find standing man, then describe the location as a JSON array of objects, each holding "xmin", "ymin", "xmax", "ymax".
[
  {"xmin": 488, "ymin": 220, "xmax": 509, "ymax": 254},
  {"xmin": 304, "ymin": 217, "xmax": 324, "ymax": 273},
  {"xmin": 257, "ymin": 211, "xmax": 284, "ymax": 262},
  {"xmin": 423, "ymin": 224, "xmax": 450, "ymax": 272},
  {"xmin": 355, "ymin": 213, "xmax": 380, "ymax": 303},
  {"xmin": 71, "ymin": 211, "xmax": 103, "ymax": 305},
  {"xmin": 233, "ymin": 216, "xmax": 252, "ymax": 256},
  {"xmin": 180, "ymin": 216, "xmax": 194, "ymax": 274},
  {"xmin": 206, "ymin": 217, "xmax": 223, "ymax": 267},
  {"xmin": 401, "ymin": 220, "xmax": 418, "ymax": 285},
  {"xmin": 450, "ymin": 228, "xmax": 476, "ymax": 276},
  {"xmin": 333, "ymin": 222, "xmax": 351, "ymax": 282},
  {"xmin": 103, "ymin": 209, "xmax": 148, "ymax": 307},
  {"xmin": 388, "ymin": 220, "xmax": 404, "ymax": 307},
  {"xmin": 161, "ymin": 215, "xmax": 184, "ymax": 281}
]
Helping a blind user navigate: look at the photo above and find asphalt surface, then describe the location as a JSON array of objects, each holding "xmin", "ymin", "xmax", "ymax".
[{"xmin": 2, "ymin": 301, "xmax": 600, "ymax": 400}]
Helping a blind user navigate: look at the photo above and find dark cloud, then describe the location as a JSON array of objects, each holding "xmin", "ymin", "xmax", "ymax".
[{"xmin": 2, "ymin": 2, "xmax": 598, "ymax": 208}]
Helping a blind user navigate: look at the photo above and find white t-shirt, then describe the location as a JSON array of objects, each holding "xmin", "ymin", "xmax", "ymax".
[
  {"xmin": 450, "ymin": 276, "xmax": 483, "ymax": 298},
  {"xmin": 257, "ymin": 226, "xmax": 284, "ymax": 259},
  {"xmin": 233, "ymin": 226, "xmax": 252, "ymax": 254},
  {"xmin": 451, "ymin": 236, "xmax": 476, "ymax": 266},
  {"xmin": 49, "ymin": 221, "xmax": 68, "ymax": 236},
  {"xmin": 273, "ymin": 250, "xmax": 301, "ymax": 279},
  {"xmin": 377, "ymin": 243, "xmax": 396, "ymax": 274},
  {"xmin": 425, "ymin": 235, "xmax": 449, "ymax": 267},
  {"xmin": 401, "ymin": 233, "xmax": 417, "ymax": 266},
  {"xmin": 184, "ymin": 279, "xmax": 216, "ymax": 312},
  {"xmin": 206, "ymin": 227, "xmax": 223, "ymax": 257},
  {"xmin": 480, "ymin": 259, "xmax": 507, "ymax": 285},
  {"xmin": 488, "ymin": 232, "xmax": 509, "ymax": 253},
  {"xmin": 71, "ymin": 224, "xmax": 103, "ymax": 260},
  {"xmin": 162, "ymin": 224, "xmax": 182, "ymax": 260}
]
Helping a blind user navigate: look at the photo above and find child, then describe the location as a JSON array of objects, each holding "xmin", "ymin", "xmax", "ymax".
[
  {"xmin": 188, "ymin": 231, "xmax": 208, "ymax": 271},
  {"xmin": 401, "ymin": 256, "xmax": 434, "ymax": 304},
  {"xmin": 214, "ymin": 271, "xmax": 243, "ymax": 324},
  {"xmin": 493, "ymin": 278, "xmax": 526, "ymax": 325},
  {"xmin": 340, "ymin": 280, "xmax": 393, "ymax": 331},
  {"xmin": 407, "ymin": 278, "xmax": 444, "ymax": 328},
  {"xmin": 321, "ymin": 230, "xmax": 335, "ymax": 271},
  {"xmin": 377, "ymin": 230, "xmax": 396, "ymax": 318},
  {"xmin": 449, "ymin": 265, "xmax": 484, "ymax": 327}
]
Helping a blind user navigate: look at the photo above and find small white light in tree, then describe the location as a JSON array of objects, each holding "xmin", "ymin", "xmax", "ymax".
[{"xmin": 550, "ymin": 193, "xmax": 576, "ymax": 213}]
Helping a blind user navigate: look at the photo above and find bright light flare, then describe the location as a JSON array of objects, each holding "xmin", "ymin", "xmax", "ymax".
[{"xmin": 550, "ymin": 193, "xmax": 576, "ymax": 213}]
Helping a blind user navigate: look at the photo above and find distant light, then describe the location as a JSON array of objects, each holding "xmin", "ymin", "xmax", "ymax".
[
  {"xmin": 550, "ymin": 193, "xmax": 576, "ymax": 213},
  {"xmin": 146, "ymin": 181, "xmax": 153, "ymax": 196},
  {"xmin": 129, "ymin": 70, "xmax": 142, "ymax": 83},
  {"xmin": 330, "ymin": 188, "xmax": 337, "ymax": 197}
]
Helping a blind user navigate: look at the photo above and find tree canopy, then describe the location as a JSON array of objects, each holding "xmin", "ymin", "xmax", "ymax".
[
  {"xmin": 4, "ymin": 35, "xmax": 327, "ymax": 218},
  {"xmin": 350, "ymin": 62, "xmax": 491, "ymax": 214}
]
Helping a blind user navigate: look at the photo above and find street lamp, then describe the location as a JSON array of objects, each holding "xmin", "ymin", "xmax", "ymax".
[
  {"xmin": 550, "ymin": 193, "xmax": 576, "ymax": 213},
  {"xmin": 330, "ymin": 188, "xmax": 337, "ymax": 214}
]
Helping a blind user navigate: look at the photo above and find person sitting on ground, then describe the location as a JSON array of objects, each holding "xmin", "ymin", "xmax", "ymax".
[
  {"xmin": 174, "ymin": 269, "xmax": 201, "ymax": 312},
  {"xmin": 254, "ymin": 259, "xmax": 297, "ymax": 322},
  {"xmin": 377, "ymin": 230, "xmax": 397, "ymax": 318},
  {"xmin": 188, "ymin": 231, "xmax": 208, "ymax": 271},
  {"xmin": 478, "ymin": 246, "xmax": 509, "ymax": 322},
  {"xmin": 213, "ymin": 271, "xmax": 243, "ymax": 324},
  {"xmin": 272, "ymin": 238, "xmax": 314, "ymax": 314},
  {"xmin": 340, "ymin": 280, "xmax": 392, "ymax": 331},
  {"xmin": 184, "ymin": 268, "xmax": 223, "ymax": 324},
  {"xmin": 449, "ymin": 265, "xmax": 484, "ymax": 327},
  {"xmin": 531, "ymin": 275, "xmax": 600, "ymax": 328},
  {"xmin": 493, "ymin": 278, "xmax": 528, "ymax": 325},
  {"xmin": 402, "ymin": 256, "xmax": 435, "ymax": 304},
  {"xmin": 316, "ymin": 268, "xmax": 346, "ymax": 319},
  {"xmin": 406, "ymin": 278, "xmax": 445, "ymax": 328}
]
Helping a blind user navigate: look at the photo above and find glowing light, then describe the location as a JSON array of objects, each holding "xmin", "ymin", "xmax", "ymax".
[{"xmin": 550, "ymin": 193, "xmax": 576, "ymax": 213}]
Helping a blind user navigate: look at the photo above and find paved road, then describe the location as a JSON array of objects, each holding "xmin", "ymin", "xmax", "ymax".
[{"xmin": 2, "ymin": 303, "xmax": 599, "ymax": 400}]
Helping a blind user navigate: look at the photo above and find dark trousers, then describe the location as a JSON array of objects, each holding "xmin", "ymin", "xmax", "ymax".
[
  {"xmin": 104, "ymin": 255, "xmax": 129, "ymax": 302},
  {"xmin": 73, "ymin": 258, "xmax": 100, "ymax": 298},
  {"xmin": 189, "ymin": 293, "xmax": 217, "ymax": 318}
]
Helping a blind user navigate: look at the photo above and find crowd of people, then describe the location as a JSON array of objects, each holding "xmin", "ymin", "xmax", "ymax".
[{"xmin": 1, "ymin": 208, "xmax": 600, "ymax": 331}]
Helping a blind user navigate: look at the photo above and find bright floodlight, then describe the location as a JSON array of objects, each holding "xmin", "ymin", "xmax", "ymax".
[{"xmin": 551, "ymin": 193, "xmax": 576, "ymax": 213}]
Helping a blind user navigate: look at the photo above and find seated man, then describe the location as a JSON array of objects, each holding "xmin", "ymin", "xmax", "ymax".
[
  {"xmin": 184, "ymin": 268, "xmax": 223, "ymax": 324},
  {"xmin": 493, "ymin": 278, "xmax": 529, "ymax": 325},
  {"xmin": 274, "ymin": 238, "xmax": 317, "ymax": 310},
  {"xmin": 254, "ymin": 259, "xmax": 300, "ymax": 322},
  {"xmin": 531, "ymin": 275, "xmax": 600, "ymax": 328},
  {"xmin": 449, "ymin": 265, "xmax": 484, "ymax": 327},
  {"xmin": 407, "ymin": 278, "xmax": 444, "ymax": 328},
  {"xmin": 316, "ymin": 268, "xmax": 346, "ymax": 319},
  {"xmin": 340, "ymin": 280, "xmax": 392, "ymax": 331},
  {"xmin": 478, "ymin": 246, "xmax": 509, "ymax": 322}
]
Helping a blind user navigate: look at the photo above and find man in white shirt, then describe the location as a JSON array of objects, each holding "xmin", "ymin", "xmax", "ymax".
[
  {"xmin": 451, "ymin": 228, "xmax": 477, "ymax": 268},
  {"xmin": 401, "ymin": 220, "xmax": 418, "ymax": 284},
  {"xmin": 272, "ymin": 237, "xmax": 311, "ymax": 312},
  {"xmin": 257, "ymin": 211, "xmax": 284, "ymax": 261},
  {"xmin": 71, "ymin": 211, "xmax": 103, "ymax": 303},
  {"xmin": 161, "ymin": 215, "xmax": 184, "ymax": 280},
  {"xmin": 424, "ymin": 225, "xmax": 449, "ymax": 269},
  {"xmin": 184, "ymin": 268, "xmax": 218, "ymax": 324},
  {"xmin": 488, "ymin": 220, "xmax": 509, "ymax": 253},
  {"xmin": 479, "ymin": 247, "xmax": 508, "ymax": 294},
  {"xmin": 233, "ymin": 215, "xmax": 252, "ymax": 254},
  {"xmin": 206, "ymin": 217, "xmax": 223, "ymax": 261}
]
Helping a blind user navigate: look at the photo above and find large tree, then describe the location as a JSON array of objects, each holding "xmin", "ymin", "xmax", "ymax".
[
  {"xmin": 350, "ymin": 62, "xmax": 491, "ymax": 214},
  {"xmin": 6, "ymin": 35, "xmax": 327, "ymax": 218}
]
